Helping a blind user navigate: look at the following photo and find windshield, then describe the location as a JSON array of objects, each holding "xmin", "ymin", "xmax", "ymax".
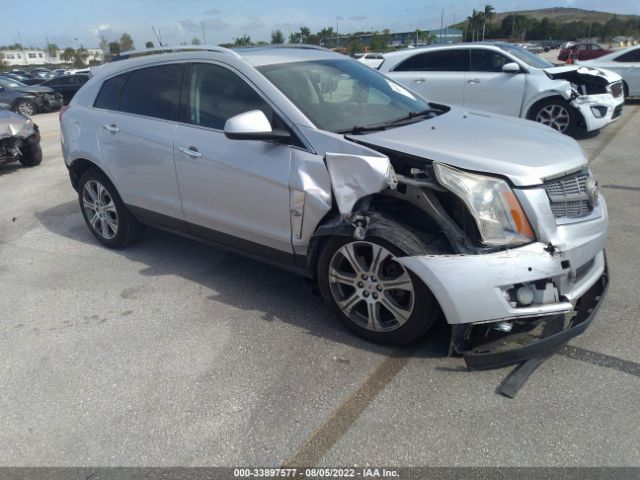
[
  {"xmin": 0, "ymin": 78, "xmax": 26, "ymax": 89},
  {"xmin": 258, "ymin": 59, "xmax": 438, "ymax": 133},
  {"xmin": 499, "ymin": 44, "xmax": 555, "ymax": 69}
]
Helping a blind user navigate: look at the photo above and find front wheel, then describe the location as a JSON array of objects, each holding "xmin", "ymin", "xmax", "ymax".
[
  {"xmin": 529, "ymin": 98, "xmax": 579, "ymax": 136},
  {"xmin": 317, "ymin": 215, "xmax": 439, "ymax": 345},
  {"xmin": 18, "ymin": 143, "xmax": 42, "ymax": 167}
]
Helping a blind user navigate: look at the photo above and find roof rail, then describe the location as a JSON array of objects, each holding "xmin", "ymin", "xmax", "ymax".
[{"xmin": 112, "ymin": 45, "xmax": 241, "ymax": 61}]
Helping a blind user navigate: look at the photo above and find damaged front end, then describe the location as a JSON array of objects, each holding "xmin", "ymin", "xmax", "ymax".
[
  {"xmin": 0, "ymin": 109, "xmax": 39, "ymax": 165},
  {"xmin": 547, "ymin": 65, "xmax": 625, "ymax": 130},
  {"xmin": 313, "ymin": 140, "xmax": 609, "ymax": 394}
]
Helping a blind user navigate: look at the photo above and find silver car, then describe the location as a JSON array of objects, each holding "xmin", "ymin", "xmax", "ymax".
[{"xmin": 61, "ymin": 46, "xmax": 609, "ymax": 371}]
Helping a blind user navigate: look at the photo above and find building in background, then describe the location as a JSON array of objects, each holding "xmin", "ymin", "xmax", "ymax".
[{"xmin": 1, "ymin": 48, "xmax": 103, "ymax": 67}]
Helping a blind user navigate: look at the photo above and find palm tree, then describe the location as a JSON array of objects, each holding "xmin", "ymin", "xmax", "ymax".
[
  {"xmin": 482, "ymin": 5, "xmax": 495, "ymax": 41},
  {"xmin": 270, "ymin": 30, "xmax": 285, "ymax": 44}
]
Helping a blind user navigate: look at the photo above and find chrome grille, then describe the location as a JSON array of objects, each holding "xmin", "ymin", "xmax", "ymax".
[
  {"xmin": 543, "ymin": 170, "xmax": 594, "ymax": 220},
  {"xmin": 609, "ymin": 81, "xmax": 623, "ymax": 98}
]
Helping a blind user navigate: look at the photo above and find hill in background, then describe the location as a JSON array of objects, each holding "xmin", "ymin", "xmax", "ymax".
[{"xmin": 490, "ymin": 7, "xmax": 639, "ymax": 25}]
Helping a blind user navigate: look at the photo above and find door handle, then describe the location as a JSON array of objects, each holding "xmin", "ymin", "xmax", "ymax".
[
  {"xmin": 103, "ymin": 124, "xmax": 119, "ymax": 133},
  {"xmin": 179, "ymin": 146, "xmax": 202, "ymax": 158},
  {"xmin": 467, "ymin": 78, "xmax": 481, "ymax": 85},
  {"xmin": 413, "ymin": 78, "xmax": 426, "ymax": 84}
]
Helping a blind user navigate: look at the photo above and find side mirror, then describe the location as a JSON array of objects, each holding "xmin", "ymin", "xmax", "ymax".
[
  {"xmin": 502, "ymin": 62, "xmax": 522, "ymax": 74},
  {"xmin": 224, "ymin": 110, "xmax": 291, "ymax": 142}
]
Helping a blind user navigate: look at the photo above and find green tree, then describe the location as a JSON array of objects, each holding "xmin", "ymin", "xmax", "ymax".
[
  {"xmin": 234, "ymin": 34, "xmax": 252, "ymax": 46},
  {"xmin": 482, "ymin": 5, "xmax": 495, "ymax": 40},
  {"xmin": 46, "ymin": 43, "xmax": 59, "ymax": 58},
  {"xmin": 317, "ymin": 27, "xmax": 334, "ymax": 47},
  {"xmin": 73, "ymin": 47, "xmax": 89, "ymax": 68},
  {"xmin": 109, "ymin": 42, "xmax": 120, "ymax": 55},
  {"xmin": 119, "ymin": 33, "xmax": 134, "ymax": 52},
  {"xmin": 191, "ymin": 37, "xmax": 201, "ymax": 45},
  {"xmin": 299, "ymin": 26, "xmax": 311, "ymax": 43},
  {"xmin": 60, "ymin": 47, "xmax": 75, "ymax": 63},
  {"xmin": 270, "ymin": 29, "xmax": 285, "ymax": 44},
  {"xmin": 145, "ymin": 41, "xmax": 155, "ymax": 48},
  {"xmin": 345, "ymin": 35, "xmax": 364, "ymax": 55}
]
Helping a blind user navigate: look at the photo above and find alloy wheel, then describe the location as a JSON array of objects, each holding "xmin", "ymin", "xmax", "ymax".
[
  {"xmin": 82, "ymin": 180, "xmax": 119, "ymax": 240},
  {"xmin": 535, "ymin": 104, "xmax": 571, "ymax": 132},
  {"xmin": 328, "ymin": 241, "xmax": 415, "ymax": 332},
  {"xmin": 17, "ymin": 102, "xmax": 35, "ymax": 116}
]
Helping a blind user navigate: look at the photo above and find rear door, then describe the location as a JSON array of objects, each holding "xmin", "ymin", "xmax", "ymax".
[
  {"xmin": 173, "ymin": 62, "xmax": 294, "ymax": 258},
  {"xmin": 95, "ymin": 64, "xmax": 185, "ymax": 224},
  {"xmin": 388, "ymin": 49, "xmax": 468, "ymax": 105},
  {"xmin": 464, "ymin": 48, "xmax": 526, "ymax": 116}
]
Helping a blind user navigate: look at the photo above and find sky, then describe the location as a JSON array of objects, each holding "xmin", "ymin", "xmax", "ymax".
[{"xmin": 2, "ymin": 0, "xmax": 639, "ymax": 49}]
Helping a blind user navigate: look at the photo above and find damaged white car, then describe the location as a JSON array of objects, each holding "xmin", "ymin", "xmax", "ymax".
[
  {"xmin": 61, "ymin": 46, "xmax": 608, "ymax": 377},
  {"xmin": 0, "ymin": 103, "xmax": 42, "ymax": 167},
  {"xmin": 379, "ymin": 42, "xmax": 625, "ymax": 136}
]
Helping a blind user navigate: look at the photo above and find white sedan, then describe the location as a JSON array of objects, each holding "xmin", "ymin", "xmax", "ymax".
[
  {"xmin": 379, "ymin": 42, "xmax": 625, "ymax": 136},
  {"xmin": 357, "ymin": 53, "xmax": 385, "ymax": 69},
  {"xmin": 580, "ymin": 46, "xmax": 640, "ymax": 97}
]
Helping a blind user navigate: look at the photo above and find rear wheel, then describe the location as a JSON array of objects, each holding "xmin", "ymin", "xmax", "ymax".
[
  {"xmin": 77, "ymin": 169, "xmax": 144, "ymax": 248},
  {"xmin": 529, "ymin": 97, "xmax": 578, "ymax": 136},
  {"xmin": 317, "ymin": 214, "xmax": 439, "ymax": 345}
]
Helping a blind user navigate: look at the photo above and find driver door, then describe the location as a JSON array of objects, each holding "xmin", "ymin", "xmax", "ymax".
[
  {"xmin": 463, "ymin": 48, "xmax": 526, "ymax": 116},
  {"xmin": 174, "ymin": 62, "xmax": 294, "ymax": 258}
]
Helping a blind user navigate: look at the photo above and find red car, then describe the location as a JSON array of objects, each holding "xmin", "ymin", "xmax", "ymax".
[{"xmin": 558, "ymin": 43, "xmax": 612, "ymax": 62}]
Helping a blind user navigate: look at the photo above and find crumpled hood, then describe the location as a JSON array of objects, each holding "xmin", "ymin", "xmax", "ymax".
[
  {"xmin": 347, "ymin": 107, "xmax": 587, "ymax": 186},
  {"xmin": 544, "ymin": 65, "xmax": 621, "ymax": 84},
  {"xmin": 0, "ymin": 110, "xmax": 34, "ymax": 139}
]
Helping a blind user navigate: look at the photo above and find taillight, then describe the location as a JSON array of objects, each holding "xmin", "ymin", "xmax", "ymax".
[{"xmin": 59, "ymin": 105, "xmax": 70, "ymax": 121}]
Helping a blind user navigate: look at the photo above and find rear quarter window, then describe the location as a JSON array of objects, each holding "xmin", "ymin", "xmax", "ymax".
[{"xmin": 93, "ymin": 73, "xmax": 129, "ymax": 110}]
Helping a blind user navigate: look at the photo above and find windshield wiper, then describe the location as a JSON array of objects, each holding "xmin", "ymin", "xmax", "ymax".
[
  {"xmin": 383, "ymin": 108, "xmax": 440, "ymax": 126},
  {"xmin": 335, "ymin": 124, "xmax": 392, "ymax": 134},
  {"xmin": 337, "ymin": 106, "xmax": 444, "ymax": 135}
]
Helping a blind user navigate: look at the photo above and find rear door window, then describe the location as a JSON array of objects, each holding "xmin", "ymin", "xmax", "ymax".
[
  {"xmin": 119, "ymin": 64, "xmax": 183, "ymax": 120},
  {"xmin": 394, "ymin": 49, "xmax": 468, "ymax": 72}
]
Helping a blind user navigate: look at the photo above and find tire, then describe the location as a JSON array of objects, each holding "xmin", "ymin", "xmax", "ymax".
[
  {"xmin": 15, "ymin": 100, "xmax": 37, "ymax": 117},
  {"xmin": 623, "ymin": 81, "xmax": 630, "ymax": 99},
  {"xmin": 18, "ymin": 143, "xmax": 42, "ymax": 167},
  {"xmin": 317, "ymin": 213, "xmax": 439, "ymax": 345},
  {"xmin": 77, "ymin": 169, "xmax": 144, "ymax": 249},
  {"xmin": 528, "ymin": 97, "xmax": 579, "ymax": 136}
]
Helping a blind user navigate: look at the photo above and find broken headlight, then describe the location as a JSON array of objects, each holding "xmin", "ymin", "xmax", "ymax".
[
  {"xmin": 434, "ymin": 163, "xmax": 535, "ymax": 247},
  {"xmin": 17, "ymin": 118, "xmax": 34, "ymax": 138}
]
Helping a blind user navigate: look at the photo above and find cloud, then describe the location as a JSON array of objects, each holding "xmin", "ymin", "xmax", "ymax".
[
  {"xmin": 348, "ymin": 15, "xmax": 368, "ymax": 21},
  {"xmin": 240, "ymin": 15, "xmax": 266, "ymax": 30},
  {"xmin": 177, "ymin": 17, "xmax": 229, "ymax": 33},
  {"xmin": 204, "ymin": 8, "xmax": 221, "ymax": 15}
]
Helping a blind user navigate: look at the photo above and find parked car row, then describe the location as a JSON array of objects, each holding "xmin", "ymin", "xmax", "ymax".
[{"xmin": 59, "ymin": 45, "xmax": 609, "ymax": 375}]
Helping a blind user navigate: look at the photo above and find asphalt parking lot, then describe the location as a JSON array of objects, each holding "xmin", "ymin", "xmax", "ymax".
[{"xmin": 1, "ymin": 106, "xmax": 639, "ymax": 467}]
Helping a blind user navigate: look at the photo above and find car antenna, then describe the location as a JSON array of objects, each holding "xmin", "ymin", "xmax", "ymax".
[{"xmin": 152, "ymin": 26, "xmax": 163, "ymax": 47}]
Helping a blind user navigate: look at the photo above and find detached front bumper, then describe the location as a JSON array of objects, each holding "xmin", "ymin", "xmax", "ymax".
[{"xmin": 573, "ymin": 93, "xmax": 624, "ymax": 132}]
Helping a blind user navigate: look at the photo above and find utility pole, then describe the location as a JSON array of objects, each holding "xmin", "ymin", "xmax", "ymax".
[
  {"xmin": 201, "ymin": 21, "xmax": 206, "ymax": 45},
  {"xmin": 440, "ymin": 9, "xmax": 444, "ymax": 44},
  {"xmin": 336, "ymin": 16, "xmax": 341, "ymax": 52},
  {"xmin": 17, "ymin": 30, "xmax": 26, "ymax": 63}
]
